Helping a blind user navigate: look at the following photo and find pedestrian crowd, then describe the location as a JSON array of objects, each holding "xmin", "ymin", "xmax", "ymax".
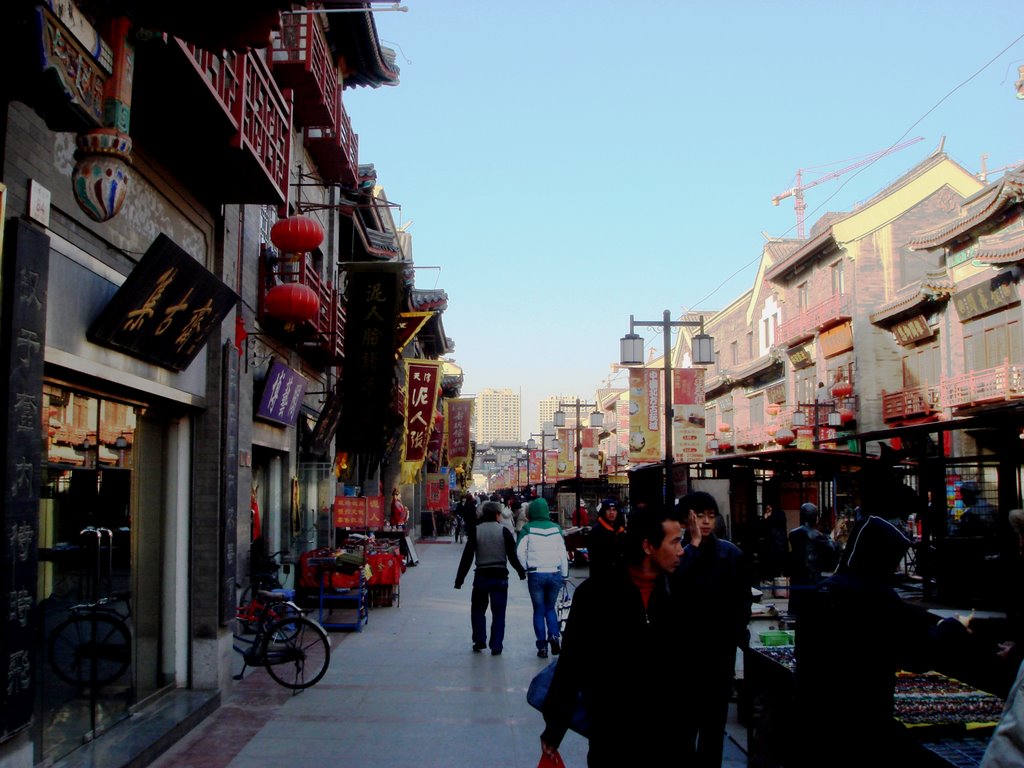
[{"xmin": 447, "ymin": 481, "xmax": 1024, "ymax": 768}]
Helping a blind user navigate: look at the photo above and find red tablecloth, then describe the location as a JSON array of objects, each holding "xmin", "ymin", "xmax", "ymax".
[{"xmin": 367, "ymin": 553, "xmax": 401, "ymax": 585}]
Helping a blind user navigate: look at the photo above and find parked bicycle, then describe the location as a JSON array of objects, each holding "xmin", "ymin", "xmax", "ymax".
[
  {"xmin": 232, "ymin": 590, "xmax": 330, "ymax": 691},
  {"xmin": 236, "ymin": 549, "xmax": 290, "ymax": 633},
  {"xmin": 48, "ymin": 590, "xmax": 132, "ymax": 688}
]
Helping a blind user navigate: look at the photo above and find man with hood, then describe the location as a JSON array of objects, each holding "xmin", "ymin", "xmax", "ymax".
[
  {"xmin": 454, "ymin": 500, "xmax": 526, "ymax": 655},
  {"xmin": 516, "ymin": 498, "xmax": 569, "ymax": 658},
  {"xmin": 670, "ymin": 491, "xmax": 750, "ymax": 768},
  {"xmin": 792, "ymin": 515, "xmax": 932, "ymax": 768},
  {"xmin": 586, "ymin": 498, "xmax": 625, "ymax": 578}
]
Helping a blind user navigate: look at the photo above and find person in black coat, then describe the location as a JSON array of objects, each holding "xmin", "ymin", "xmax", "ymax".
[
  {"xmin": 586, "ymin": 498, "xmax": 625, "ymax": 578},
  {"xmin": 671, "ymin": 491, "xmax": 751, "ymax": 768},
  {"xmin": 787, "ymin": 502, "xmax": 839, "ymax": 617},
  {"xmin": 540, "ymin": 505, "xmax": 686, "ymax": 767},
  {"xmin": 759, "ymin": 502, "xmax": 788, "ymax": 582}
]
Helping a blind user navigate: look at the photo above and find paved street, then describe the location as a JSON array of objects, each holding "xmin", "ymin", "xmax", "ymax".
[{"xmin": 151, "ymin": 537, "xmax": 747, "ymax": 768}]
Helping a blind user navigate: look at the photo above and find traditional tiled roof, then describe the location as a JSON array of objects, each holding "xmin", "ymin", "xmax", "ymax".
[
  {"xmin": 870, "ymin": 269, "xmax": 955, "ymax": 324},
  {"xmin": 410, "ymin": 288, "xmax": 448, "ymax": 313},
  {"xmin": 322, "ymin": 3, "xmax": 401, "ymax": 89},
  {"xmin": 909, "ymin": 166, "xmax": 1024, "ymax": 249},
  {"xmin": 974, "ymin": 228, "xmax": 1024, "ymax": 265},
  {"xmin": 764, "ymin": 226, "xmax": 840, "ymax": 281}
]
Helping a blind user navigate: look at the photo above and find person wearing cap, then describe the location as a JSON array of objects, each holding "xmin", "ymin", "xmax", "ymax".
[
  {"xmin": 786, "ymin": 502, "xmax": 839, "ymax": 618},
  {"xmin": 587, "ymin": 499, "xmax": 625, "ymax": 578},
  {"xmin": 454, "ymin": 500, "xmax": 526, "ymax": 655}
]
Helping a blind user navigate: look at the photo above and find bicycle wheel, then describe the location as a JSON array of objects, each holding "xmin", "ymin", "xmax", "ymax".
[
  {"xmin": 262, "ymin": 616, "xmax": 330, "ymax": 690},
  {"xmin": 556, "ymin": 580, "xmax": 575, "ymax": 635},
  {"xmin": 49, "ymin": 613, "xmax": 131, "ymax": 687}
]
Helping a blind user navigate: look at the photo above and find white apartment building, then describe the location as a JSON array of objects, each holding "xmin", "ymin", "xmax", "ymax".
[{"xmin": 474, "ymin": 388, "xmax": 521, "ymax": 443}]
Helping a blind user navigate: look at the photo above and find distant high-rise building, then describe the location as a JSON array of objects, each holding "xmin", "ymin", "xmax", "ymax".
[
  {"xmin": 474, "ymin": 388, "xmax": 521, "ymax": 444},
  {"xmin": 538, "ymin": 395, "xmax": 585, "ymax": 431}
]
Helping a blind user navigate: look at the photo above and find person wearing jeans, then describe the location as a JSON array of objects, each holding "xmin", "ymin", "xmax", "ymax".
[
  {"xmin": 455, "ymin": 500, "xmax": 526, "ymax": 655},
  {"xmin": 517, "ymin": 498, "xmax": 570, "ymax": 657}
]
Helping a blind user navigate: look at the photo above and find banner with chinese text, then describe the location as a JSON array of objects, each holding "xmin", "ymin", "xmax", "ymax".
[
  {"xmin": 401, "ymin": 360, "xmax": 443, "ymax": 483},
  {"xmin": 528, "ymin": 449, "xmax": 542, "ymax": 484},
  {"xmin": 425, "ymin": 473, "xmax": 449, "ymax": 511},
  {"xmin": 555, "ymin": 427, "xmax": 575, "ymax": 480},
  {"xmin": 333, "ymin": 496, "xmax": 386, "ymax": 529},
  {"xmin": 446, "ymin": 398, "xmax": 473, "ymax": 464},
  {"xmin": 629, "ymin": 368, "xmax": 662, "ymax": 463},
  {"xmin": 672, "ymin": 368, "xmax": 707, "ymax": 463},
  {"xmin": 580, "ymin": 427, "xmax": 601, "ymax": 479}
]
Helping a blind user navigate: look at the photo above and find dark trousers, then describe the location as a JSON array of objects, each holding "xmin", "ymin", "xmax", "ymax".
[
  {"xmin": 680, "ymin": 665, "xmax": 733, "ymax": 767},
  {"xmin": 470, "ymin": 575, "xmax": 509, "ymax": 651}
]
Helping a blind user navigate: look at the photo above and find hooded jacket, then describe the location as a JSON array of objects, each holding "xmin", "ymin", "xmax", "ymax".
[{"xmin": 516, "ymin": 499, "xmax": 569, "ymax": 577}]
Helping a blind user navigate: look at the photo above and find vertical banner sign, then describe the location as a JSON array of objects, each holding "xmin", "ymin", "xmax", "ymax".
[
  {"xmin": 556, "ymin": 427, "xmax": 574, "ymax": 480},
  {"xmin": 580, "ymin": 427, "xmax": 601, "ymax": 479},
  {"xmin": 518, "ymin": 463, "xmax": 529, "ymax": 487},
  {"xmin": 614, "ymin": 398, "xmax": 631, "ymax": 472},
  {"xmin": 446, "ymin": 398, "xmax": 473, "ymax": 464},
  {"xmin": 401, "ymin": 361, "xmax": 443, "ymax": 483},
  {"xmin": 338, "ymin": 262, "xmax": 402, "ymax": 455},
  {"xmin": 1, "ymin": 221, "xmax": 47, "ymax": 738},
  {"xmin": 424, "ymin": 473, "xmax": 446, "ymax": 510},
  {"xmin": 544, "ymin": 449, "xmax": 558, "ymax": 485},
  {"xmin": 529, "ymin": 449, "xmax": 542, "ymax": 485},
  {"xmin": 672, "ymin": 368, "xmax": 707, "ymax": 462},
  {"xmin": 629, "ymin": 368, "xmax": 662, "ymax": 463},
  {"xmin": 220, "ymin": 343, "xmax": 239, "ymax": 625}
]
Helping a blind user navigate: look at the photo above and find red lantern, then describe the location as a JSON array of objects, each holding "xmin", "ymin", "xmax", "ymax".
[
  {"xmin": 774, "ymin": 427, "xmax": 795, "ymax": 447},
  {"xmin": 719, "ymin": 423, "xmax": 732, "ymax": 433},
  {"xmin": 718, "ymin": 440, "xmax": 732, "ymax": 452},
  {"xmin": 766, "ymin": 403, "xmax": 781, "ymax": 417},
  {"xmin": 271, "ymin": 215, "xmax": 324, "ymax": 253},
  {"xmin": 265, "ymin": 283, "xmax": 319, "ymax": 329},
  {"xmin": 839, "ymin": 408, "xmax": 855, "ymax": 424},
  {"xmin": 765, "ymin": 422, "xmax": 779, "ymax": 436},
  {"xmin": 831, "ymin": 381, "xmax": 853, "ymax": 398}
]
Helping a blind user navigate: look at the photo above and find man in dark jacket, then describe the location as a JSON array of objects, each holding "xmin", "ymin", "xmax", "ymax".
[
  {"xmin": 454, "ymin": 500, "xmax": 525, "ymax": 655},
  {"xmin": 671, "ymin": 491, "xmax": 751, "ymax": 768},
  {"xmin": 540, "ymin": 505, "xmax": 685, "ymax": 767}
]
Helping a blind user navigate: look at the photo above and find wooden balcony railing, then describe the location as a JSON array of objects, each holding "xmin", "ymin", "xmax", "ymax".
[
  {"xmin": 305, "ymin": 91, "xmax": 359, "ymax": 186},
  {"xmin": 882, "ymin": 385, "xmax": 942, "ymax": 421},
  {"xmin": 941, "ymin": 361, "xmax": 1024, "ymax": 410},
  {"xmin": 777, "ymin": 293, "xmax": 851, "ymax": 345},
  {"xmin": 176, "ymin": 41, "xmax": 291, "ymax": 203},
  {"xmin": 270, "ymin": 12, "xmax": 337, "ymax": 127},
  {"xmin": 258, "ymin": 246, "xmax": 345, "ymax": 368}
]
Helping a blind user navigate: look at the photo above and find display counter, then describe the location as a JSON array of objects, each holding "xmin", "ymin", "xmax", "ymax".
[{"xmin": 743, "ymin": 644, "xmax": 1003, "ymax": 768}]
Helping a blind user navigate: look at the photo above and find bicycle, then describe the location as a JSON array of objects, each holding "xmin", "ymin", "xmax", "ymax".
[
  {"xmin": 48, "ymin": 591, "xmax": 132, "ymax": 688},
  {"xmin": 232, "ymin": 590, "xmax": 330, "ymax": 691},
  {"xmin": 237, "ymin": 549, "xmax": 290, "ymax": 633}
]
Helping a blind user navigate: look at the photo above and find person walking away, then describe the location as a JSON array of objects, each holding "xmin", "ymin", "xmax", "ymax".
[
  {"xmin": 671, "ymin": 491, "xmax": 751, "ymax": 768},
  {"xmin": 454, "ymin": 500, "xmax": 526, "ymax": 655},
  {"xmin": 516, "ymin": 498, "xmax": 569, "ymax": 658},
  {"xmin": 587, "ymin": 499, "xmax": 625, "ymax": 578},
  {"xmin": 539, "ymin": 505, "xmax": 686, "ymax": 767},
  {"xmin": 787, "ymin": 502, "xmax": 838, "ymax": 618},
  {"xmin": 759, "ymin": 502, "xmax": 788, "ymax": 586},
  {"xmin": 792, "ymin": 515, "xmax": 950, "ymax": 768}
]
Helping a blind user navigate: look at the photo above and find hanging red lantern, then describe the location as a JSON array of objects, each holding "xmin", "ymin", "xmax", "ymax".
[
  {"xmin": 839, "ymin": 408, "xmax": 856, "ymax": 424},
  {"xmin": 719, "ymin": 423, "xmax": 732, "ymax": 433},
  {"xmin": 265, "ymin": 283, "xmax": 320, "ymax": 330},
  {"xmin": 270, "ymin": 215, "xmax": 324, "ymax": 253},
  {"xmin": 831, "ymin": 381, "xmax": 853, "ymax": 398},
  {"xmin": 774, "ymin": 427, "xmax": 795, "ymax": 447},
  {"xmin": 765, "ymin": 422, "xmax": 780, "ymax": 436},
  {"xmin": 766, "ymin": 403, "xmax": 781, "ymax": 417},
  {"xmin": 718, "ymin": 440, "xmax": 732, "ymax": 452}
]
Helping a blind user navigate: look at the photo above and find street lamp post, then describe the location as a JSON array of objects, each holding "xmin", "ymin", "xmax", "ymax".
[
  {"xmin": 553, "ymin": 399, "xmax": 603, "ymax": 525},
  {"xmin": 619, "ymin": 310, "xmax": 714, "ymax": 509},
  {"xmin": 529, "ymin": 431, "xmax": 558, "ymax": 500}
]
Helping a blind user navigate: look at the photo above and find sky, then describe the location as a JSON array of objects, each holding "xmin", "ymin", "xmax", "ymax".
[{"xmin": 344, "ymin": 1, "xmax": 1024, "ymax": 440}]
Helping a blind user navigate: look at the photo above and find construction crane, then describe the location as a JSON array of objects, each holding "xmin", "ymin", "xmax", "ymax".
[{"xmin": 771, "ymin": 136, "xmax": 925, "ymax": 238}]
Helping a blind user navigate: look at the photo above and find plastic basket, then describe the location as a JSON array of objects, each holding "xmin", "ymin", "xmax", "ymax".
[{"xmin": 759, "ymin": 630, "xmax": 795, "ymax": 646}]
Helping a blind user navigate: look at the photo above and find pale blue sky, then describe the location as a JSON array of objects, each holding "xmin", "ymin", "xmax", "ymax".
[{"xmin": 345, "ymin": 1, "xmax": 1024, "ymax": 439}]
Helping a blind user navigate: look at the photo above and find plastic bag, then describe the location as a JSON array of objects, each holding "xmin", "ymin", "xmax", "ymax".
[
  {"xmin": 527, "ymin": 659, "xmax": 590, "ymax": 737},
  {"xmin": 537, "ymin": 749, "xmax": 565, "ymax": 768}
]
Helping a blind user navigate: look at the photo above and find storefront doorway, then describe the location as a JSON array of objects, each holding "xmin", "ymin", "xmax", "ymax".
[{"xmin": 37, "ymin": 384, "xmax": 171, "ymax": 763}]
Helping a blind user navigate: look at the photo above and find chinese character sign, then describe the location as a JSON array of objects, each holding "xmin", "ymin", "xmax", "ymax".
[
  {"xmin": 580, "ymin": 427, "xmax": 601, "ymax": 479},
  {"xmin": 628, "ymin": 368, "xmax": 662, "ymax": 463},
  {"xmin": 401, "ymin": 360, "xmax": 443, "ymax": 482},
  {"xmin": 87, "ymin": 234, "xmax": 239, "ymax": 371},
  {"xmin": 255, "ymin": 361, "xmax": 308, "ymax": 426},
  {"xmin": 528, "ymin": 449, "xmax": 542, "ymax": 484},
  {"xmin": 446, "ymin": 398, "xmax": 473, "ymax": 464},
  {"xmin": 672, "ymin": 368, "xmax": 707, "ymax": 463}
]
